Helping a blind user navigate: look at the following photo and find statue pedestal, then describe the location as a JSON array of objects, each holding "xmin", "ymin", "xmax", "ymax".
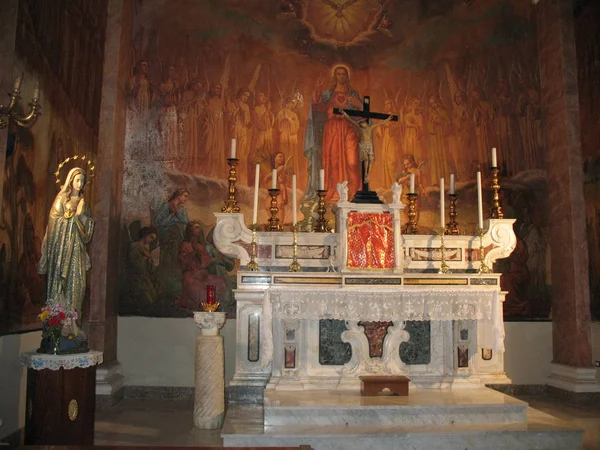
[
  {"xmin": 20, "ymin": 350, "xmax": 103, "ymax": 445},
  {"xmin": 193, "ymin": 312, "xmax": 226, "ymax": 429}
]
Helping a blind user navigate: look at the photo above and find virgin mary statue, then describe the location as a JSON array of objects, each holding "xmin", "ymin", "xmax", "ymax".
[{"xmin": 38, "ymin": 167, "xmax": 94, "ymax": 340}]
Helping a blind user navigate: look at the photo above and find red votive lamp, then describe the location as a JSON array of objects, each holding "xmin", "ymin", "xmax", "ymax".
[{"xmin": 206, "ymin": 285, "xmax": 215, "ymax": 305}]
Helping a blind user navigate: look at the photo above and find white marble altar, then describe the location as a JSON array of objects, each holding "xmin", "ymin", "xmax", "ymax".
[{"xmin": 193, "ymin": 312, "xmax": 226, "ymax": 429}]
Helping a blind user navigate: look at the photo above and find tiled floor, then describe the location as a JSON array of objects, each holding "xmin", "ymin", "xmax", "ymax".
[{"xmin": 95, "ymin": 394, "xmax": 600, "ymax": 449}]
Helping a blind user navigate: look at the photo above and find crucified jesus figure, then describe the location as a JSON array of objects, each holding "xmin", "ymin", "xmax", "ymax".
[{"xmin": 341, "ymin": 110, "xmax": 393, "ymax": 184}]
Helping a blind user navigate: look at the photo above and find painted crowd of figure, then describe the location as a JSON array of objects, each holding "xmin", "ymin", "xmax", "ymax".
[
  {"xmin": 123, "ymin": 188, "xmax": 236, "ymax": 315},
  {"xmin": 128, "ymin": 58, "xmax": 544, "ymax": 205}
]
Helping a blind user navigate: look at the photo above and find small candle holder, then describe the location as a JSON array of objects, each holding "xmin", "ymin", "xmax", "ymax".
[
  {"xmin": 246, "ymin": 224, "xmax": 260, "ymax": 271},
  {"xmin": 201, "ymin": 285, "xmax": 220, "ymax": 312},
  {"xmin": 489, "ymin": 167, "xmax": 504, "ymax": 219},
  {"xmin": 221, "ymin": 158, "xmax": 241, "ymax": 213},
  {"xmin": 288, "ymin": 224, "xmax": 302, "ymax": 272},
  {"xmin": 402, "ymin": 193, "xmax": 419, "ymax": 234},
  {"xmin": 445, "ymin": 194, "xmax": 460, "ymax": 235},
  {"xmin": 477, "ymin": 227, "xmax": 490, "ymax": 274},
  {"xmin": 313, "ymin": 189, "xmax": 330, "ymax": 233},
  {"xmin": 267, "ymin": 189, "xmax": 282, "ymax": 231},
  {"xmin": 439, "ymin": 229, "xmax": 450, "ymax": 274}
]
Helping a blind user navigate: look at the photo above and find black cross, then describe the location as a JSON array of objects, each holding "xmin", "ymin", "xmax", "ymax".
[
  {"xmin": 333, "ymin": 96, "xmax": 399, "ymax": 203},
  {"xmin": 333, "ymin": 96, "xmax": 399, "ymax": 124}
]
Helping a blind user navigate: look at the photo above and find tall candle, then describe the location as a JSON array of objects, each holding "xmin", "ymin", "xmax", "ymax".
[
  {"xmin": 272, "ymin": 169, "xmax": 277, "ymax": 189},
  {"xmin": 409, "ymin": 173, "xmax": 415, "ymax": 194},
  {"xmin": 319, "ymin": 169, "xmax": 325, "ymax": 190},
  {"xmin": 440, "ymin": 178, "xmax": 445, "ymax": 229},
  {"xmin": 292, "ymin": 174, "xmax": 297, "ymax": 225},
  {"xmin": 491, "ymin": 147, "xmax": 497, "ymax": 168},
  {"xmin": 207, "ymin": 285, "xmax": 215, "ymax": 305},
  {"xmin": 450, "ymin": 173, "xmax": 455, "ymax": 195},
  {"xmin": 230, "ymin": 138, "xmax": 237, "ymax": 159},
  {"xmin": 252, "ymin": 164, "xmax": 260, "ymax": 224},
  {"xmin": 476, "ymin": 171, "xmax": 484, "ymax": 229}
]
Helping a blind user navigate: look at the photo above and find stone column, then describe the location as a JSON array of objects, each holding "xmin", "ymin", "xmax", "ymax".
[
  {"xmin": 193, "ymin": 312, "xmax": 226, "ymax": 429},
  {"xmin": 88, "ymin": 0, "xmax": 133, "ymax": 406},
  {"xmin": 536, "ymin": 0, "xmax": 599, "ymax": 393}
]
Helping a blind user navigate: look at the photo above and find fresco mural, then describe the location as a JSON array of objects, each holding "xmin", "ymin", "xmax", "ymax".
[
  {"xmin": 119, "ymin": 0, "xmax": 550, "ymax": 319},
  {"xmin": 0, "ymin": 0, "xmax": 107, "ymax": 335}
]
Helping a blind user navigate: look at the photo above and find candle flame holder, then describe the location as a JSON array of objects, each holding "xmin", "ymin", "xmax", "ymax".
[
  {"xmin": 439, "ymin": 229, "xmax": 450, "ymax": 274},
  {"xmin": 0, "ymin": 76, "xmax": 41, "ymax": 129},
  {"xmin": 477, "ymin": 227, "xmax": 490, "ymax": 274},
  {"xmin": 222, "ymin": 158, "xmax": 241, "ymax": 213},
  {"xmin": 288, "ymin": 224, "xmax": 302, "ymax": 272},
  {"xmin": 445, "ymin": 194, "xmax": 460, "ymax": 235},
  {"xmin": 246, "ymin": 224, "xmax": 260, "ymax": 271},
  {"xmin": 490, "ymin": 167, "xmax": 503, "ymax": 219},
  {"xmin": 267, "ymin": 189, "xmax": 282, "ymax": 231},
  {"xmin": 200, "ymin": 302, "xmax": 220, "ymax": 312},
  {"xmin": 313, "ymin": 190, "xmax": 330, "ymax": 233},
  {"xmin": 402, "ymin": 193, "xmax": 419, "ymax": 234}
]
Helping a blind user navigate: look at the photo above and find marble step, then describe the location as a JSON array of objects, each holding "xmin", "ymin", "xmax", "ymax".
[
  {"xmin": 264, "ymin": 388, "xmax": 528, "ymax": 426},
  {"xmin": 222, "ymin": 407, "xmax": 583, "ymax": 450}
]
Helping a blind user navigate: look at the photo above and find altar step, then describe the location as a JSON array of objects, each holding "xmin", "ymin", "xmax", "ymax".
[
  {"xmin": 264, "ymin": 388, "xmax": 527, "ymax": 426},
  {"xmin": 221, "ymin": 388, "xmax": 583, "ymax": 450}
]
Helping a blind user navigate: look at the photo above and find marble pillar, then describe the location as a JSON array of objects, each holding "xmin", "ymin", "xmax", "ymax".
[
  {"xmin": 88, "ymin": 0, "xmax": 133, "ymax": 402},
  {"xmin": 0, "ymin": 0, "xmax": 19, "ymax": 210},
  {"xmin": 536, "ymin": 0, "xmax": 598, "ymax": 391},
  {"xmin": 193, "ymin": 312, "xmax": 227, "ymax": 429}
]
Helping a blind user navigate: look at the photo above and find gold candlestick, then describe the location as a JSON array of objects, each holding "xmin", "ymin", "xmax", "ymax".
[
  {"xmin": 402, "ymin": 193, "xmax": 419, "ymax": 234},
  {"xmin": 0, "ymin": 76, "xmax": 42, "ymax": 129},
  {"xmin": 268, "ymin": 188, "xmax": 282, "ymax": 231},
  {"xmin": 477, "ymin": 227, "xmax": 490, "ymax": 274},
  {"xmin": 288, "ymin": 224, "xmax": 302, "ymax": 272},
  {"xmin": 221, "ymin": 158, "xmax": 241, "ymax": 213},
  {"xmin": 246, "ymin": 224, "xmax": 259, "ymax": 271},
  {"xmin": 445, "ymin": 194, "xmax": 460, "ymax": 235},
  {"xmin": 439, "ymin": 229, "xmax": 450, "ymax": 274},
  {"xmin": 489, "ymin": 167, "xmax": 503, "ymax": 219},
  {"xmin": 313, "ymin": 189, "xmax": 330, "ymax": 233}
]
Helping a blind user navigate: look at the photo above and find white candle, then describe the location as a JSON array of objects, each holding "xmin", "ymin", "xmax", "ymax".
[
  {"xmin": 13, "ymin": 74, "xmax": 23, "ymax": 91},
  {"xmin": 491, "ymin": 147, "xmax": 497, "ymax": 168},
  {"xmin": 272, "ymin": 169, "xmax": 277, "ymax": 189},
  {"xmin": 476, "ymin": 171, "xmax": 484, "ymax": 230},
  {"xmin": 409, "ymin": 173, "xmax": 415, "ymax": 194},
  {"xmin": 450, "ymin": 173, "xmax": 455, "ymax": 195},
  {"xmin": 440, "ymin": 178, "xmax": 445, "ymax": 229},
  {"xmin": 319, "ymin": 169, "xmax": 325, "ymax": 190},
  {"xmin": 252, "ymin": 164, "xmax": 260, "ymax": 224},
  {"xmin": 292, "ymin": 174, "xmax": 297, "ymax": 225},
  {"xmin": 230, "ymin": 138, "xmax": 237, "ymax": 159}
]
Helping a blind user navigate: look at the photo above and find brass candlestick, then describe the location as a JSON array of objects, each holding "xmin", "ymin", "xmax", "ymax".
[
  {"xmin": 0, "ymin": 76, "xmax": 41, "ymax": 129},
  {"xmin": 268, "ymin": 188, "xmax": 282, "ymax": 231},
  {"xmin": 402, "ymin": 193, "xmax": 419, "ymax": 234},
  {"xmin": 477, "ymin": 227, "xmax": 490, "ymax": 274},
  {"xmin": 439, "ymin": 229, "xmax": 450, "ymax": 274},
  {"xmin": 313, "ymin": 189, "xmax": 330, "ymax": 232},
  {"xmin": 246, "ymin": 224, "xmax": 259, "ymax": 271},
  {"xmin": 288, "ymin": 224, "xmax": 302, "ymax": 272},
  {"xmin": 445, "ymin": 194, "xmax": 460, "ymax": 235},
  {"xmin": 200, "ymin": 302, "xmax": 220, "ymax": 312},
  {"xmin": 221, "ymin": 158, "xmax": 241, "ymax": 213},
  {"xmin": 490, "ymin": 167, "xmax": 504, "ymax": 219}
]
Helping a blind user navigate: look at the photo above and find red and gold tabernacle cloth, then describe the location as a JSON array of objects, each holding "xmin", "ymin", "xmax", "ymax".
[{"xmin": 347, "ymin": 212, "xmax": 395, "ymax": 269}]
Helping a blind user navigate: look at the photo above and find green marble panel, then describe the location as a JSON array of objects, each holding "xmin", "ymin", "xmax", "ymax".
[
  {"xmin": 399, "ymin": 320, "xmax": 431, "ymax": 365},
  {"xmin": 319, "ymin": 319, "xmax": 352, "ymax": 365}
]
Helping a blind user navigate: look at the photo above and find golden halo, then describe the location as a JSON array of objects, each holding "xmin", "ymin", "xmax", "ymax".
[
  {"xmin": 330, "ymin": 63, "xmax": 352, "ymax": 79},
  {"xmin": 54, "ymin": 155, "xmax": 96, "ymax": 187}
]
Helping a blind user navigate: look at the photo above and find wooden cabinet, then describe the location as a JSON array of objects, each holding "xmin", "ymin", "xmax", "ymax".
[{"xmin": 24, "ymin": 364, "xmax": 97, "ymax": 445}]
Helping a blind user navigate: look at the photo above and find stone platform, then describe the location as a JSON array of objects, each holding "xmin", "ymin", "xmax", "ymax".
[{"xmin": 221, "ymin": 387, "xmax": 583, "ymax": 449}]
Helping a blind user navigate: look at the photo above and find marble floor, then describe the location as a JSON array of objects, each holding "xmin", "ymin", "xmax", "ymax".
[{"xmin": 95, "ymin": 393, "xmax": 600, "ymax": 449}]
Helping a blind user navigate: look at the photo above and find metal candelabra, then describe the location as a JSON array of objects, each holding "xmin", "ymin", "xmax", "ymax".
[
  {"xmin": 445, "ymin": 194, "xmax": 460, "ymax": 235},
  {"xmin": 402, "ymin": 193, "xmax": 419, "ymax": 234},
  {"xmin": 313, "ymin": 190, "xmax": 330, "ymax": 233},
  {"xmin": 267, "ymin": 189, "xmax": 282, "ymax": 231},
  {"xmin": 0, "ymin": 75, "xmax": 41, "ymax": 129},
  {"xmin": 438, "ymin": 229, "xmax": 450, "ymax": 274},
  {"xmin": 477, "ymin": 227, "xmax": 490, "ymax": 274},
  {"xmin": 288, "ymin": 224, "xmax": 302, "ymax": 272},
  {"xmin": 490, "ymin": 167, "xmax": 504, "ymax": 219},
  {"xmin": 221, "ymin": 158, "xmax": 241, "ymax": 213},
  {"xmin": 246, "ymin": 224, "xmax": 259, "ymax": 271}
]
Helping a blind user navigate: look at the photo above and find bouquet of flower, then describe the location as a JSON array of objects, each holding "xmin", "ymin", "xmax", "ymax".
[{"xmin": 38, "ymin": 304, "xmax": 77, "ymax": 353}]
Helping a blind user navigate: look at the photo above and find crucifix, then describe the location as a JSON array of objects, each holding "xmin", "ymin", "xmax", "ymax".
[{"xmin": 333, "ymin": 96, "xmax": 399, "ymax": 204}]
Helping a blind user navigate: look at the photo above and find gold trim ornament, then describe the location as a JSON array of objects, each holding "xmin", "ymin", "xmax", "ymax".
[
  {"xmin": 55, "ymin": 155, "xmax": 96, "ymax": 187},
  {"xmin": 68, "ymin": 399, "xmax": 78, "ymax": 421}
]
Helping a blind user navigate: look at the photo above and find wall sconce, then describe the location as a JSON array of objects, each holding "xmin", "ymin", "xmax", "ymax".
[{"xmin": 0, "ymin": 74, "xmax": 41, "ymax": 129}]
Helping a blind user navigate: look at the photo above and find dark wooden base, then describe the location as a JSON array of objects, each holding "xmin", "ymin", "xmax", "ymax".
[
  {"xmin": 359, "ymin": 375, "xmax": 411, "ymax": 396},
  {"xmin": 24, "ymin": 365, "xmax": 97, "ymax": 445}
]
